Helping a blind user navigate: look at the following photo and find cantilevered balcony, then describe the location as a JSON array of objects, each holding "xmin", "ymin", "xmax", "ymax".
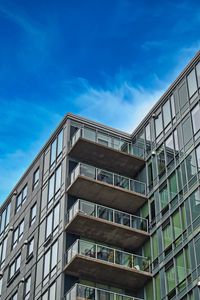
[
  {"xmin": 64, "ymin": 240, "xmax": 152, "ymax": 291},
  {"xmin": 68, "ymin": 127, "xmax": 145, "ymax": 177},
  {"xmin": 67, "ymin": 164, "xmax": 147, "ymax": 214},
  {"xmin": 65, "ymin": 283, "xmax": 144, "ymax": 300},
  {"xmin": 66, "ymin": 199, "xmax": 149, "ymax": 250}
]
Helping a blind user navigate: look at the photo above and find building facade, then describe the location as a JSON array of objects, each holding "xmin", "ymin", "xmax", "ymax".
[{"xmin": 0, "ymin": 52, "xmax": 200, "ymax": 300}]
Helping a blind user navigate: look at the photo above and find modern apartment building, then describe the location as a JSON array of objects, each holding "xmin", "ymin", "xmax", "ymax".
[{"xmin": 0, "ymin": 51, "xmax": 200, "ymax": 300}]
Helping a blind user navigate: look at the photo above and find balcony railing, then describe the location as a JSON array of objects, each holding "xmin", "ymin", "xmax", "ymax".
[
  {"xmin": 69, "ymin": 163, "xmax": 146, "ymax": 196},
  {"xmin": 70, "ymin": 127, "xmax": 145, "ymax": 158},
  {"xmin": 66, "ymin": 240, "xmax": 150, "ymax": 272},
  {"xmin": 67, "ymin": 199, "xmax": 148, "ymax": 232},
  {"xmin": 65, "ymin": 283, "xmax": 144, "ymax": 300}
]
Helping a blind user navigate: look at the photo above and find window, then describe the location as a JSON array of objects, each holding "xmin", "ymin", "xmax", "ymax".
[
  {"xmin": 147, "ymin": 161, "xmax": 153, "ymax": 189},
  {"xmin": 163, "ymin": 221, "xmax": 173, "ymax": 249},
  {"xmin": 10, "ymin": 292, "xmax": 18, "ymax": 300},
  {"xmin": 12, "ymin": 220, "xmax": 24, "ymax": 249},
  {"xmin": 190, "ymin": 188, "xmax": 200, "ymax": 225},
  {"xmin": 24, "ymin": 275, "xmax": 31, "ymax": 300},
  {"xmin": 191, "ymin": 104, "xmax": 200, "ymax": 135},
  {"xmin": 0, "ymin": 203, "xmax": 10, "ymax": 234},
  {"xmin": 145, "ymin": 124, "xmax": 151, "ymax": 154},
  {"xmin": 166, "ymin": 262, "xmax": 175, "ymax": 293},
  {"xmin": 43, "ymin": 241, "xmax": 58, "ymax": 286},
  {"xmin": 176, "ymin": 251, "xmax": 186, "ymax": 284},
  {"xmin": 157, "ymin": 146, "xmax": 165, "ymax": 178},
  {"xmin": 178, "ymin": 82, "xmax": 188, "ymax": 112},
  {"xmin": 16, "ymin": 185, "xmax": 27, "ymax": 212},
  {"xmin": 196, "ymin": 145, "xmax": 200, "ymax": 169},
  {"xmin": 187, "ymin": 69, "xmax": 197, "ymax": 98},
  {"xmin": 160, "ymin": 185, "xmax": 168, "ymax": 209},
  {"xmin": 196, "ymin": 62, "xmax": 200, "ymax": 87},
  {"xmin": 152, "ymin": 233, "xmax": 158, "ymax": 261},
  {"xmin": 50, "ymin": 130, "xmax": 63, "ymax": 167},
  {"xmin": 0, "ymin": 236, "xmax": 7, "ymax": 267},
  {"xmin": 165, "ymin": 134, "xmax": 174, "ymax": 165},
  {"xmin": 182, "ymin": 117, "xmax": 193, "ymax": 149},
  {"xmin": 162, "ymin": 99, "xmax": 171, "ymax": 129},
  {"xmin": 169, "ymin": 172, "xmax": 177, "ymax": 200},
  {"xmin": 27, "ymin": 238, "xmax": 34, "ymax": 258},
  {"xmin": 195, "ymin": 237, "xmax": 200, "ymax": 266},
  {"xmin": 170, "ymin": 94, "xmax": 176, "ymax": 119},
  {"xmin": 30, "ymin": 203, "xmax": 37, "ymax": 226},
  {"xmin": 45, "ymin": 203, "xmax": 60, "ymax": 239},
  {"xmin": 8, "ymin": 254, "xmax": 21, "ymax": 281},
  {"xmin": 48, "ymin": 165, "xmax": 62, "ymax": 204},
  {"xmin": 155, "ymin": 113, "xmax": 163, "ymax": 138},
  {"xmin": 185, "ymin": 150, "xmax": 197, "ymax": 185},
  {"xmin": 33, "ymin": 168, "xmax": 39, "ymax": 190},
  {"xmin": 172, "ymin": 210, "xmax": 182, "ymax": 240},
  {"xmin": 0, "ymin": 276, "xmax": 2, "ymax": 296},
  {"xmin": 42, "ymin": 282, "xmax": 56, "ymax": 300}
]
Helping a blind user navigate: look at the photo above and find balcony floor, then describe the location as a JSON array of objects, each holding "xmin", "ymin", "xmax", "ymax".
[
  {"xmin": 67, "ymin": 176, "xmax": 147, "ymax": 214},
  {"xmin": 64, "ymin": 255, "xmax": 152, "ymax": 291},
  {"xmin": 65, "ymin": 213, "xmax": 149, "ymax": 250},
  {"xmin": 68, "ymin": 138, "xmax": 145, "ymax": 177}
]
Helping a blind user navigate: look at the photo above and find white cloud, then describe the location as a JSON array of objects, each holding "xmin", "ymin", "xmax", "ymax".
[{"xmin": 72, "ymin": 79, "xmax": 166, "ymax": 133}]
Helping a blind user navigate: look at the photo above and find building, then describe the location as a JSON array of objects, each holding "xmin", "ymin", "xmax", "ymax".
[{"xmin": 0, "ymin": 51, "xmax": 200, "ymax": 300}]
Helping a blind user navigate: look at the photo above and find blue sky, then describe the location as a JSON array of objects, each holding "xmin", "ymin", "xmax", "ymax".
[{"xmin": 0, "ymin": 0, "xmax": 200, "ymax": 203}]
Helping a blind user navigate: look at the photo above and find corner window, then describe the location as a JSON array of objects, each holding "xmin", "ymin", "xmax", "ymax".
[
  {"xmin": 0, "ymin": 203, "xmax": 10, "ymax": 234},
  {"xmin": 50, "ymin": 130, "xmax": 63, "ymax": 168},
  {"xmin": 178, "ymin": 82, "xmax": 188, "ymax": 113},
  {"xmin": 27, "ymin": 238, "xmax": 34, "ymax": 258},
  {"xmin": 45, "ymin": 202, "xmax": 60, "ymax": 239},
  {"xmin": 42, "ymin": 282, "xmax": 56, "ymax": 300},
  {"xmin": 48, "ymin": 165, "xmax": 62, "ymax": 205},
  {"xmin": 155, "ymin": 113, "xmax": 163, "ymax": 138},
  {"xmin": 191, "ymin": 104, "xmax": 200, "ymax": 135},
  {"xmin": 12, "ymin": 220, "xmax": 24, "ymax": 249},
  {"xmin": 196, "ymin": 62, "xmax": 200, "ymax": 87},
  {"xmin": 30, "ymin": 203, "xmax": 37, "ymax": 226},
  {"xmin": 182, "ymin": 116, "xmax": 193, "ymax": 150},
  {"xmin": 33, "ymin": 168, "xmax": 39, "ymax": 190},
  {"xmin": 43, "ymin": 241, "xmax": 58, "ymax": 286},
  {"xmin": 162, "ymin": 99, "xmax": 171, "ymax": 129},
  {"xmin": 0, "ymin": 236, "xmax": 8, "ymax": 268},
  {"xmin": 24, "ymin": 275, "xmax": 31, "ymax": 300},
  {"xmin": 43, "ymin": 241, "xmax": 58, "ymax": 285},
  {"xmin": 187, "ymin": 69, "xmax": 197, "ymax": 98},
  {"xmin": 8, "ymin": 254, "xmax": 21, "ymax": 281},
  {"xmin": 16, "ymin": 185, "xmax": 27, "ymax": 212}
]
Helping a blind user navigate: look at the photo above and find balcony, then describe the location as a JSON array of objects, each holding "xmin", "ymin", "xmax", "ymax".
[
  {"xmin": 66, "ymin": 199, "xmax": 149, "ymax": 250},
  {"xmin": 65, "ymin": 283, "xmax": 144, "ymax": 300},
  {"xmin": 64, "ymin": 240, "xmax": 152, "ymax": 291},
  {"xmin": 67, "ymin": 164, "xmax": 147, "ymax": 214},
  {"xmin": 68, "ymin": 127, "xmax": 145, "ymax": 177}
]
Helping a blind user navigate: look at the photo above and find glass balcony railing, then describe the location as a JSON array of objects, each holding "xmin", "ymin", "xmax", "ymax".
[
  {"xmin": 70, "ymin": 127, "xmax": 145, "ymax": 158},
  {"xmin": 67, "ymin": 199, "xmax": 148, "ymax": 232},
  {"xmin": 65, "ymin": 283, "xmax": 144, "ymax": 300},
  {"xmin": 66, "ymin": 240, "xmax": 150, "ymax": 272},
  {"xmin": 69, "ymin": 163, "xmax": 146, "ymax": 196}
]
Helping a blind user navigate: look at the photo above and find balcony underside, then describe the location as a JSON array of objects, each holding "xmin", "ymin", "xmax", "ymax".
[
  {"xmin": 68, "ymin": 138, "xmax": 145, "ymax": 177},
  {"xmin": 65, "ymin": 213, "xmax": 149, "ymax": 250},
  {"xmin": 64, "ymin": 255, "xmax": 152, "ymax": 291},
  {"xmin": 67, "ymin": 176, "xmax": 147, "ymax": 214}
]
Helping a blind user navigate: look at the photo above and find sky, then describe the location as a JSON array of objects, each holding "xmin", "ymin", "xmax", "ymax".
[{"xmin": 0, "ymin": 0, "xmax": 200, "ymax": 203}]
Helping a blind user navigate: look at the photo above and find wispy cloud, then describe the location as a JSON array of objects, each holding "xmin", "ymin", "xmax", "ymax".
[{"xmin": 62, "ymin": 77, "xmax": 166, "ymax": 133}]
